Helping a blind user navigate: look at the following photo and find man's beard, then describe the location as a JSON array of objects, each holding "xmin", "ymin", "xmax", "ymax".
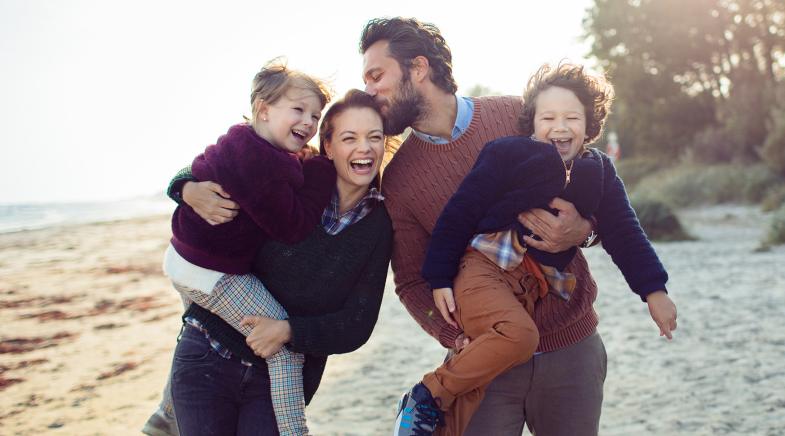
[{"xmin": 383, "ymin": 76, "xmax": 424, "ymax": 136}]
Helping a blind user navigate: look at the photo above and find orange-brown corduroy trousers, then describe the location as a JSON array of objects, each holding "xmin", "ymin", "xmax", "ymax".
[{"xmin": 423, "ymin": 249, "xmax": 548, "ymax": 436}]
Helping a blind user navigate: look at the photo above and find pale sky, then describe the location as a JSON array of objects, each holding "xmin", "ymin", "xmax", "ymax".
[{"xmin": 0, "ymin": 0, "xmax": 593, "ymax": 204}]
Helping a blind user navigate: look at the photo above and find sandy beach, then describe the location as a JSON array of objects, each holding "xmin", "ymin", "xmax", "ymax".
[{"xmin": 1, "ymin": 206, "xmax": 784, "ymax": 435}]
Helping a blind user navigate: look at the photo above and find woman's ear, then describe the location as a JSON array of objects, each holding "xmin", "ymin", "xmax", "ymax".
[{"xmin": 323, "ymin": 139, "xmax": 334, "ymax": 160}]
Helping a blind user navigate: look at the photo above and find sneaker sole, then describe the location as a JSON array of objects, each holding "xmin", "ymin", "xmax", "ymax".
[{"xmin": 392, "ymin": 391, "xmax": 411, "ymax": 436}]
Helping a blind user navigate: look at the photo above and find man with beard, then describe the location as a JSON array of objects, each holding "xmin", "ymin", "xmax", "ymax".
[{"xmin": 361, "ymin": 17, "xmax": 605, "ymax": 436}]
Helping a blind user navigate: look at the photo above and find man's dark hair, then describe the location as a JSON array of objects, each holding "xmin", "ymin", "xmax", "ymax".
[{"xmin": 360, "ymin": 17, "xmax": 458, "ymax": 94}]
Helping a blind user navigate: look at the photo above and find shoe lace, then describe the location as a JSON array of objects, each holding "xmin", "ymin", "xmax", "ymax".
[{"xmin": 410, "ymin": 402, "xmax": 443, "ymax": 435}]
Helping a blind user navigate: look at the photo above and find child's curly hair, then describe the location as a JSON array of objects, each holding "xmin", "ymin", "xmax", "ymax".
[{"xmin": 518, "ymin": 62, "xmax": 614, "ymax": 144}]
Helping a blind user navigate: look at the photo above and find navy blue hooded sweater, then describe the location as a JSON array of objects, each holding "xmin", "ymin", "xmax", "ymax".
[{"xmin": 421, "ymin": 135, "xmax": 667, "ymax": 301}]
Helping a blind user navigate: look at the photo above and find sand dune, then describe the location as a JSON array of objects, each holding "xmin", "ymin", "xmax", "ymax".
[{"xmin": 1, "ymin": 206, "xmax": 783, "ymax": 435}]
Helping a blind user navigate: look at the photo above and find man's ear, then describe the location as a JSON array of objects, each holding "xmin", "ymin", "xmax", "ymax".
[{"xmin": 410, "ymin": 56, "xmax": 430, "ymax": 83}]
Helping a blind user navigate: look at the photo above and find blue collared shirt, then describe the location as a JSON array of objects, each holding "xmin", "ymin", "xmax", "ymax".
[{"xmin": 412, "ymin": 96, "xmax": 474, "ymax": 144}]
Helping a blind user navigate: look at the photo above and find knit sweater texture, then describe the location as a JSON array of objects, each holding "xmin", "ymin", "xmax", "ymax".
[
  {"xmin": 422, "ymin": 136, "xmax": 668, "ymax": 299},
  {"xmin": 382, "ymin": 96, "xmax": 600, "ymax": 351},
  {"xmin": 171, "ymin": 124, "xmax": 337, "ymax": 274},
  {"xmin": 183, "ymin": 204, "xmax": 393, "ymax": 404}
]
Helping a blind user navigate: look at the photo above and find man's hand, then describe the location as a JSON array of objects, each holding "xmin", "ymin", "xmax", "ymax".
[
  {"xmin": 239, "ymin": 316, "xmax": 292, "ymax": 358},
  {"xmin": 518, "ymin": 197, "xmax": 592, "ymax": 253},
  {"xmin": 433, "ymin": 287, "xmax": 458, "ymax": 328},
  {"xmin": 182, "ymin": 181, "xmax": 240, "ymax": 225},
  {"xmin": 646, "ymin": 291, "xmax": 677, "ymax": 340}
]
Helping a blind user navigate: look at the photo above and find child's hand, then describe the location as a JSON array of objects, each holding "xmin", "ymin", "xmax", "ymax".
[
  {"xmin": 646, "ymin": 290, "xmax": 677, "ymax": 340},
  {"xmin": 433, "ymin": 287, "xmax": 458, "ymax": 328},
  {"xmin": 296, "ymin": 144, "xmax": 318, "ymax": 161}
]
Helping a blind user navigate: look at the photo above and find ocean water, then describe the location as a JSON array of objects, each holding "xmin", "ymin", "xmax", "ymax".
[{"xmin": 0, "ymin": 195, "xmax": 175, "ymax": 233}]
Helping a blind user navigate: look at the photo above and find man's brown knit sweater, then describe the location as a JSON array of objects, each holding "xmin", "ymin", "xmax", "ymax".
[{"xmin": 381, "ymin": 95, "xmax": 599, "ymax": 352}]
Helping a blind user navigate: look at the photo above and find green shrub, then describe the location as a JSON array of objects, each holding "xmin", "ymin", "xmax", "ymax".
[
  {"xmin": 614, "ymin": 157, "xmax": 668, "ymax": 191},
  {"xmin": 629, "ymin": 195, "xmax": 692, "ymax": 241},
  {"xmin": 761, "ymin": 185, "xmax": 785, "ymax": 212},
  {"xmin": 632, "ymin": 164, "xmax": 784, "ymax": 208},
  {"xmin": 763, "ymin": 204, "xmax": 785, "ymax": 247},
  {"xmin": 760, "ymin": 81, "xmax": 785, "ymax": 176}
]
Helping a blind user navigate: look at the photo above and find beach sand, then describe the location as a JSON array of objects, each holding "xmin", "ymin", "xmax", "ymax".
[{"xmin": 1, "ymin": 206, "xmax": 783, "ymax": 435}]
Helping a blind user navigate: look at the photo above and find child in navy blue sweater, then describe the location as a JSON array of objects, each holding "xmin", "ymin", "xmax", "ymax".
[{"xmin": 393, "ymin": 63, "xmax": 678, "ymax": 436}]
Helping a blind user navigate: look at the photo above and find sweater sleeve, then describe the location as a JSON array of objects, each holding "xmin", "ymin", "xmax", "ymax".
[
  {"xmin": 286, "ymin": 219, "xmax": 393, "ymax": 356},
  {"xmin": 241, "ymin": 155, "xmax": 336, "ymax": 244},
  {"xmin": 385, "ymin": 195, "xmax": 462, "ymax": 349},
  {"xmin": 166, "ymin": 165, "xmax": 196, "ymax": 205},
  {"xmin": 198, "ymin": 131, "xmax": 337, "ymax": 245},
  {"xmin": 594, "ymin": 154, "xmax": 668, "ymax": 300},
  {"xmin": 422, "ymin": 139, "xmax": 565, "ymax": 290},
  {"xmin": 421, "ymin": 142, "xmax": 508, "ymax": 289}
]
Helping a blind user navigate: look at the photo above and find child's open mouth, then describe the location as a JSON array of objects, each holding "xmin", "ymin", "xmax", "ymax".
[
  {"xmin": 550, "ymin": 138, "xmax": 573, "ymax": 155},
  {"xmin": 292, "ymin": 129, "xmax": 308, "ymax": 141}
]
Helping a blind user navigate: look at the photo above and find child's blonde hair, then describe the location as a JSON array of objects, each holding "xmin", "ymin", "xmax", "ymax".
[
  {"xmin": 518, "ymin": 62, "xmax": 615, "ymax": 144},
  {"xmin": 250, "ymin": 59, "xmax": 331, "ymax": 122}
]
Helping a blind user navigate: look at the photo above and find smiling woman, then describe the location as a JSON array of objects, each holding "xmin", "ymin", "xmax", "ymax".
[
  {"xmin": 144, "ymin": 88, "xmax": 394, "ymax": 436},
  {"xmin": 319, "ymin": 90, "xmax": 386, "ymax": 212}
]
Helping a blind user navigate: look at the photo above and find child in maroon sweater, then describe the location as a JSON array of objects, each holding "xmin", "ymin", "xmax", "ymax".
[{"xmin": 165, "ymin": 61, "xmax": 334, "ymax": 435}]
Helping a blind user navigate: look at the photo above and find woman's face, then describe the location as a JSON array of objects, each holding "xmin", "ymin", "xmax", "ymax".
[{"xmin": 324, "ymin": 107, "xmax": 385, "ymax": 190}]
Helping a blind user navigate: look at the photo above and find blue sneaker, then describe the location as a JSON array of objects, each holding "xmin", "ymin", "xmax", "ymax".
[{"xmin": 393, "ymin": 382, "xmax": 443, "ymax": 436}]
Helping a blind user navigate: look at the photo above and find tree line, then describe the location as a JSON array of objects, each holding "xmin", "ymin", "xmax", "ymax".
[{"xmin": 584, "ymin": 0, "xmax": 785, "ymax": 174}]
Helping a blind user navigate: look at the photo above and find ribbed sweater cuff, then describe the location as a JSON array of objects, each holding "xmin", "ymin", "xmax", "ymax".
[
  {"xmin": 637, "ymin": 284, "xmax": 668, "ymax": 302},
  {"xmin": 287, "ymin": 317, "xmax": 311, "ymax": 355},
  {"xmin": 439, "ymin": 324, "xmax": 462, "ymax": 349}
]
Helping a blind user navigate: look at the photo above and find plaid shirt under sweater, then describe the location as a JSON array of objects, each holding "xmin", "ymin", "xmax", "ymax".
[
  {"xmin": 471, "ymin": 229, "xmax": 576, "ymax": 300},
  {"xmin": 184, "ymin": 187, "xmax": 384, "ymax": 361}
]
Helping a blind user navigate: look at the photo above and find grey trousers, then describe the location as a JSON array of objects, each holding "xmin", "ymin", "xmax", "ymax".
[{"xmin": 463, "ymin": 331, "xmax": 607, "ymax": 436}]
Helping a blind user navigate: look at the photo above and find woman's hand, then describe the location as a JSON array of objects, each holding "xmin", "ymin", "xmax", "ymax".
[
  {"xmin": 182, "ymin": 181, "xmax": 239, "ymax": 225},
  {"xmin": 518, "ymin": 197, "xmax": 592, "ymax": 253},
  {"xmin": 646, "ymin": 290, "xmax": 677, "ymax": 340},
  {"xmin": 433, "ymin": 287, "xmax": 458, "ymax": 328},
  {"xmin": 239, "ymin": 316, "xmax": 292, "ymax": 358}
]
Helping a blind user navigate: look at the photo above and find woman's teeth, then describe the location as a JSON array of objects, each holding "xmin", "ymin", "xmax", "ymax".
[{"xmin": 350, "ymin": 159, "xmax": 373, "ymax": 170}]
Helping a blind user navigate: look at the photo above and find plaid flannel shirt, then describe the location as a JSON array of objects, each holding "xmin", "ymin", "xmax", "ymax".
[
  {"xmin": 471, "ymin": 229, "xmax": 576, "ymax": 300},
  {"xmin": 321, "ymin": 187, "xmax": 385, "ymax": 235}
]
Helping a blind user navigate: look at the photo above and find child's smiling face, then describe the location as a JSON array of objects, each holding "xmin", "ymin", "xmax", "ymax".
[{"xmin": 532, "ymin": 86, "xmax": 587, "ymax": 161}]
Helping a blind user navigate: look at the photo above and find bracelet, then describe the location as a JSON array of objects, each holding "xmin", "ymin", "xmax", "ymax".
[{"xmin": 580, "ymin": 216, "xmax": 599, "ymax": 248}]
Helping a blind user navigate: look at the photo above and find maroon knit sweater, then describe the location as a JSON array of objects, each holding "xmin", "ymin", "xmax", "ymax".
[{"xmin": 381, "ymin": 96, "xmax": 599, "ymax": 352}]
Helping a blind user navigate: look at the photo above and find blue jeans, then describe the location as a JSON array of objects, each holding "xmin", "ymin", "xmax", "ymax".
[{"xmin": 171, "ymin": 324, "xmax": 280, "ymax": 436}]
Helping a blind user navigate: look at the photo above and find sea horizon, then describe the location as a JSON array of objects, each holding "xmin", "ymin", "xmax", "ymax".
[{"xmin": 0, "ymin": 193, "xmax": 175, "ymax": 234}]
